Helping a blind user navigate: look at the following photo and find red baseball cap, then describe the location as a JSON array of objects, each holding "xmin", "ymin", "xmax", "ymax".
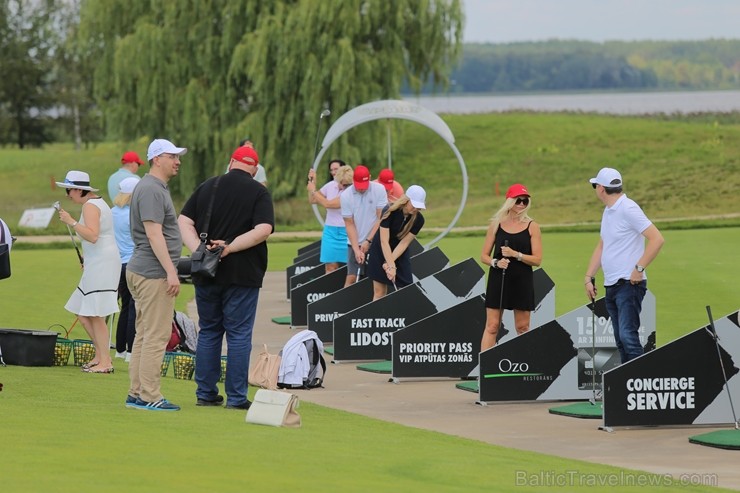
[
  {"xmin": 377, "ymin": 169, "xmax": 395, "ymax": 191},
  {"xmin": 506, "ymin": 183, "xmax": 530, "ymax": 199},
  {"xmin": 121, "ymin": 151, "xmax": 143, "ymax": 165},
  {"xmin": 231, "ymin": 146, "xmax": 259, "ymax": 166},
  {"xmin": 353, "ymin": 165, "xmax": 371, "ymax": 191}
]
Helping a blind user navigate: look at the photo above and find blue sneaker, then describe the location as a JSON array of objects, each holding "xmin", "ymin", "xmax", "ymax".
[
  {"xmin": 125, "ymin": 395, "xmax": 138, "ymax": 408},
  {"xmin": 133, "ymin": 398, "xmax": 181, "ymax": 411}
]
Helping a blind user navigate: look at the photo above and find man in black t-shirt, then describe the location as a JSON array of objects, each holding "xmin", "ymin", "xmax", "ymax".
[{"xmin": 178, "ymin": 145, "xmax": 274, "ymax": 410}]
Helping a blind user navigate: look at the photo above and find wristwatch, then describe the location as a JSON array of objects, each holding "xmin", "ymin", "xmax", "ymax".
[
  {"xmin": 635, "ymin": 264, "xmax": 645, "ymax": 273},
  {"xmin": 492, "ymin": 259, "xmax": 498, "ymax": 268}
]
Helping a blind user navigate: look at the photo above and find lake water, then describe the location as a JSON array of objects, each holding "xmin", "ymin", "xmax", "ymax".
[{"xmin": 405, "ymin": 90, "xmax": 740, "ymax": 115}]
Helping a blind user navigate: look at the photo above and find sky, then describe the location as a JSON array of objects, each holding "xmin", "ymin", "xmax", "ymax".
[{"xmin": 464, "ymin": 0, "xmax": 740, "ymax": 44}]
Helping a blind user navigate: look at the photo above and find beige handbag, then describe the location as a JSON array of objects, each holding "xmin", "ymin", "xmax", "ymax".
[
  {"xmin": 245, "ymin": 389, "xmax": 301, "ymax": 428},
  {"xmin": 248, "ymin": 344, "xmax": 281, "ymax": 390}
]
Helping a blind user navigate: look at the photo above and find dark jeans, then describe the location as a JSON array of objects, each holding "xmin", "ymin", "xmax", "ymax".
[
  {"xmin": 115, "ymin": 263, "xmax": 136, "ymax": 353},
  {"xmin": 605, "ymin": 279, "xmax": 647, "ymax": 363},
  {"xmin": 194, "ymin": 283, "xmax": 259, "ymax": 407}
]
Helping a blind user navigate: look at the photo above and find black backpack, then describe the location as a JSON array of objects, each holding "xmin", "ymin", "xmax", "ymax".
[{"xmin": 277, "ymin": 332, "xmax": 326, "ymax": 389}]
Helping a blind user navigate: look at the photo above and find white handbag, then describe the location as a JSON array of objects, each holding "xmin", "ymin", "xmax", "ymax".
[{"xmin": 245, "ymin": 389, "xmax": 301, "ymax": 428}]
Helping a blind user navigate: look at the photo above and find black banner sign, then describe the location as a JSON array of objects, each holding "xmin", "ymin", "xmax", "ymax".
[
  {"xmin": 603, "ymin": 311, "xmax": 740, "ymax": 427},
  {"xmin": 290, "ymin": 266, "xmax": 347, "ymax": 327},
  {"xmin": 289, "ymin": 263, "xmax": 329, "ymax": 295},
  {"xmin": 391, "ymin": 296, "xmax": 485, "ymax": 378},
  {"xmin": 479, "ymin": 320, "xmax": 578, "ymax": 402},
  {"xmin": 295, "ymin": 239, "xmax": 321, "ymax": 256},
  {"xmin": 285, "ymin": 251, "xmax": 322, "ymax": 300}
]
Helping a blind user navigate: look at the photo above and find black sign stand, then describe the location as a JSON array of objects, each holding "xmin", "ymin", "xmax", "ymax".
[{"xmin": 306, "ymin": 247, "xmax": 450, "ymax": 342}]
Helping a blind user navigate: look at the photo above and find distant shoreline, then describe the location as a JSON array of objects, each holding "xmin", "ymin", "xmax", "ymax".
[{"xmin": 404, "ymin": 90, "xmax": 740, "ymax": 115}]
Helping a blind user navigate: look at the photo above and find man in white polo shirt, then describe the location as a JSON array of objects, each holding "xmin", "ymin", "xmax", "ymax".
[
  {"xmin": 584, "ymin": 167, "xmax": 664, "ymax": 363},
  {"xmin": 340, "ymin": 165, "xmax": 387, "ymax": 286}
]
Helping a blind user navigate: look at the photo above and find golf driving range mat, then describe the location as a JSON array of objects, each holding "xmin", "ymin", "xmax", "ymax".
[
  {"xmin": 688, "ymin": 429, "xmax": 740, "ymax": 450},
  {"xmin": 356, "ymin": 361, "xmax": 391, "ymax": 374},
  {"xmin": 549, "ymin": 401, "xmax": 603, "ymax": 419},
  {"xmin": 324, "ymin": 345, "xmax": 333, "ymax": 355},
  {"xmin": 271, "ymin": 316, "xmax": 291, "ymax": 325},
  {"xmin": 456, "ymin": 380, "xmax": 478, "ymax": 393}
]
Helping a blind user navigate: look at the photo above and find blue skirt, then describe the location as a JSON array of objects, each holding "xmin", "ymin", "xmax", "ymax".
[{"xmin": 320, "ymin": 226, "xmax": 348, "ymax": 264}]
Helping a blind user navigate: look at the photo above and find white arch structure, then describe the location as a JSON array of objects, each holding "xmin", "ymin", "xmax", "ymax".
[{"xmin": 311, "ymin": 99, "xmax": 468, "ymax": 249}]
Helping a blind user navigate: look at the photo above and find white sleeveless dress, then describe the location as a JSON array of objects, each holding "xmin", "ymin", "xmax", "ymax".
[{"xmin": 64, "ymin": 198, "xmax": 121, "ymax": 317}]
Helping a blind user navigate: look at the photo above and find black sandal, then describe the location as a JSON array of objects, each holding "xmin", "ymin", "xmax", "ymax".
[{"xmin": 81, "ymin": 361, "xmax": 99, "ymax": 371}]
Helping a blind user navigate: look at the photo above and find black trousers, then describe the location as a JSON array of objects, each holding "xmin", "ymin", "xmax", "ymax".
[{"xmin": 115, "ymin": 263, "xmax": 137, "ymax": 353}]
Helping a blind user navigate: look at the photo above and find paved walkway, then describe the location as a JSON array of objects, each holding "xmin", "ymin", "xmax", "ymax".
[{"xmin": 236, "ymin": 272, "xmax": 738, "ymax": 490}]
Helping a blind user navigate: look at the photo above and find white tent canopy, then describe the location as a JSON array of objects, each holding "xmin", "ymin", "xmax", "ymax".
[{"xmin": 311, "ymin": 99, "xmax": 468, "ymax": 249}]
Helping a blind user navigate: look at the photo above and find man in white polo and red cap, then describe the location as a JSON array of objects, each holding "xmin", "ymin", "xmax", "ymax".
[
  {"xmin": 125, "ymin": 138, "xmax": 187, "ymax": 411},
  {"xmin": 108, "ymin": 150, "xmax": 143, "ymax": 201},
  {"xmin": 584, "ymin": 167, "xmax": 664, "ymax": 364},
  {"xmin": 339, "ymin": 165, "xmax": 388, "ymax": 286}
]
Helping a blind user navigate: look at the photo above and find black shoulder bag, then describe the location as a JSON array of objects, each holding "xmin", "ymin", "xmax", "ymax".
[
  {"xmin": 0, "ymin": 222, "xmax": 11, "ymax": 280},
  {"xmin": 190, "ymin": 177, "xmax": 224, "ymax": 279}
]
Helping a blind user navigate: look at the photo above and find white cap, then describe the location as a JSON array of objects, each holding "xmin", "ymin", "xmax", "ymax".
[
  {"xmin": 147, "ymin": 139, "xmax": 188, "ymax": 161},
  {"xmin": 118, "ymin": 177, "xmax": 140, "ymax": 194},
  {"xmin": 406, "ymin": 185, "xmax": 426, "ymax": 210},
  {"xmin": 55, "ymin": 170, "xmax": 98, "ymax": 191},
  {"xmin": 589, "ymin": 167, "xmax": 623, "ymax": 188}
]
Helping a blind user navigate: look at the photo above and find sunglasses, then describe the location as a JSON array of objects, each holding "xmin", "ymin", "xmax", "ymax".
[{"xmin": 515, "ymin": 197, "xmax": 529, "ymax": 206}]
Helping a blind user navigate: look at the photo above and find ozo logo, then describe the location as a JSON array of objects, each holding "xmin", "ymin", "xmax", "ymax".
[{"xmin": 498, "ymin": 358, "xmax": 529, "ymax": 373}]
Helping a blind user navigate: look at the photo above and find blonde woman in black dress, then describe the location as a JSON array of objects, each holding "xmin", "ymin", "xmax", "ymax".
[{"xmin": 480, "ymin": 184, "xmax": 542, "ymax": 351}]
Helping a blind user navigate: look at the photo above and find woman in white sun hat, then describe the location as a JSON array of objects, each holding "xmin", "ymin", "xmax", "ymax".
[{"xmin": 56, "ymin": 170, "xmax": 121, "ymax": 374}]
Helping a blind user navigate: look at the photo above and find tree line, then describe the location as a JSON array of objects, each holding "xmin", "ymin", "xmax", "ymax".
[{"xmin": 443, "ymin": 40, "xmax": 740, "ymax": 93}]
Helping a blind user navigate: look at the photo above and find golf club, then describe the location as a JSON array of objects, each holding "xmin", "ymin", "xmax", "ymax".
[
  {"xmin": 54, "ymin": 201, "xmax": 83, "ymax": 267},
  {"xmin": 705, "ymin": 305, "xmax": 739, "ymax": 430},
  {"xmin": 312, "ymin": 109, "xmax": 331, "ymax": 163},
  {"xmin": 498, "ymin": 240, "xmax": 508, "ymax": 312},
  {"xmin": 589, "ymin": 289, "xmax": 598, "ymax": 406}
]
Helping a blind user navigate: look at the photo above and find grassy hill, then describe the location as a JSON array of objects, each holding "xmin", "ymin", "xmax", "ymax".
[{"xmin": 1, "ymin": 112, "xmax": 739, "ymax": 235}]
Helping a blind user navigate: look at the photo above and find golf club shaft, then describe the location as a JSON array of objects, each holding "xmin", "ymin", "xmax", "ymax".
[
  {"xmin": 590, "ymin": 296, "xmax": 597, "ymax": 405},
  {"xmin": 706, "ymin": 306, "xmax": 739, "ymax": 427},
  {"xmin": 498, "ymin": 240, "xmax": 509, "ymax": 314},
  {"xmin": 65, "ymin": 223, "xmax": 84, "ymax": 266},
  {"xmin": 312, "ymin": 109, "xmax": 330, "ymax": 163}
]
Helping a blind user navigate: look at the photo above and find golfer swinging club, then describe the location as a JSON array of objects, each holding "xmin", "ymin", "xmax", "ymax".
[{"xmin": 480, "ymin": 184, "xmax": 542, "ymax": 351}]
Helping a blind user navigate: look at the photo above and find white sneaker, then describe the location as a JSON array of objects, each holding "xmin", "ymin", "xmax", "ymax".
[
  {"xmin": 125, "ymin": 352, "xmax": 132, "ymax": 362},
  {"xmin": 115, "ymin": 352, "xmax": 126, "ymax": 359}
]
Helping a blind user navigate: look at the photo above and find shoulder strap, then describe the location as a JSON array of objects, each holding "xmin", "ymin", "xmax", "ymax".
[
  {"xmin": 199, "ymin": 176, "xmax": 222, "ymax": 242},
  {"xmin": 0, "ymin": 221, "xmax": 5, "ymax": 244}
]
